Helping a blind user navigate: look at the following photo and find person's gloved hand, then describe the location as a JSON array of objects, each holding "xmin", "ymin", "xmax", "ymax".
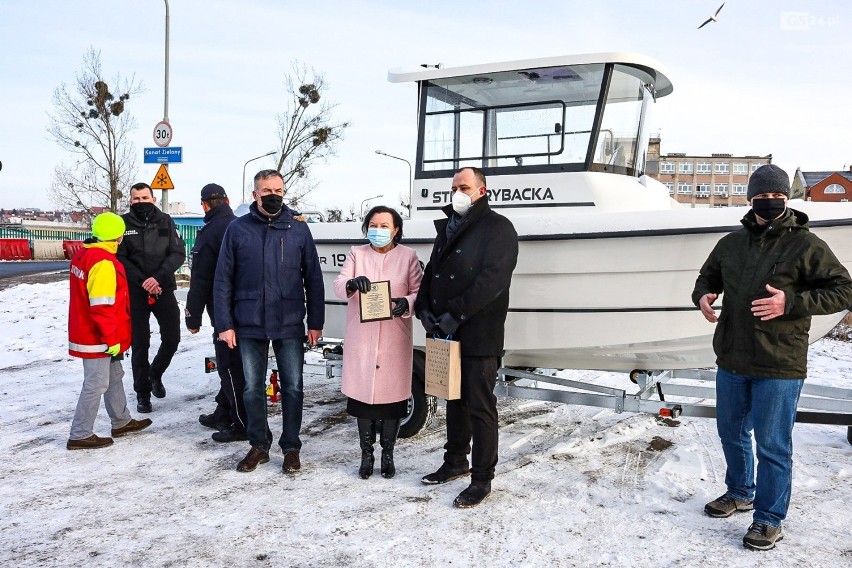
[
  {"xmin": 346, "ymin": 276, "xmax": 372, "ymax": 294},
  {"xmin": 437, "ymin": 312, "xmax": 460, "ymax": 335},
  {"xmin": 391, "ymin": 297, "xmax": 409, "ymax": 317},
  {"xmin": 105, "ymin": 343, "xmax": 121, "ymax": 356},
  {"xmin": 417, "ymin": 309, "xmax": 440, "ymax": 332}
]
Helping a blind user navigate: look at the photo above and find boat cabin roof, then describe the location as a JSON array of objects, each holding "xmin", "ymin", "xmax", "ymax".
[{"xmin": 388, "ymin": 52, "xmax": 673, "ymax": 98}]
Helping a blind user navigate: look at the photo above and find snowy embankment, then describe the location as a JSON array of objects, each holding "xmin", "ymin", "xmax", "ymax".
[{"xmin": 0, "ymin": 278, "xmax": 850, "ymax": 567}]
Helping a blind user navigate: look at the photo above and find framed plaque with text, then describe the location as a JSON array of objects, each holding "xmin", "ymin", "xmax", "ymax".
[{"xmin": 359, "ymin": 280, "xmax": 392, "ymax": 323}]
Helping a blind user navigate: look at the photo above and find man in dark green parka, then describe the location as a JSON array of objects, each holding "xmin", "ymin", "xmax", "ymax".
[{"xmin": 692, "ymin": 164, "xmax": 852, "ymax": 551}]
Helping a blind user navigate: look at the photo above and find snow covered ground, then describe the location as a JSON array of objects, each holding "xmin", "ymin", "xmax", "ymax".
[{"xmin": 1, "ymin": 277, "xmax": 850, "ymax": 567}]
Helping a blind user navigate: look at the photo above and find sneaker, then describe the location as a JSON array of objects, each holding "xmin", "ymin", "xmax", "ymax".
[
  {"xmin": 150, "ymin": 377, "xmax": 166, "ymax": 399},
  {"xmin": 198, "ymin": 413, "xmax": 231, "ymax": 431},
  {"xmin": 743, "ymin": 522, "xmax": 783, "ymax": 551},
  {"xmin": 67, "ymin": 434, "xmax": 114, "ymax": 450},
  {"xmin": 111, "ymin": 418, "xmax": 153, "ymax": 437},
  {"xmin": 453, "ymin": 481, "xmax": 492, "ymax": 508},
  {"xmin": 704, "ymin": 493, "xmax": 754, "ymax": 518},
  {"xmin": 283, "ymin": 451, "xmax": 301, "ymax": 473},
  {"xmin": 211, "ymin": 426, "xmax": 248, "ymax": 443},
  {"xmin": 236, "ymin": 447, "xmax": 269, "ymax": 473},
  {"xmin": 421, "ymin": 463, "xmax": 471, "ymax": 485},
  {"xmin": 137, "ymin": 398, "xmax": 152, "ymax": 414}
]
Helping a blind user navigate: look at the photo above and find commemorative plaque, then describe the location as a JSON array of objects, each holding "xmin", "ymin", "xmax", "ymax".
[{"xmin": 359, "ymin": 280, "xmax": 392, "ymax": 323}]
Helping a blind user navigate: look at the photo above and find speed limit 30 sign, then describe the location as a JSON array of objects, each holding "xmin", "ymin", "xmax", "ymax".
[{"xmin": 153, "ymin": 120, "xmax": 173, "ymax": 148}]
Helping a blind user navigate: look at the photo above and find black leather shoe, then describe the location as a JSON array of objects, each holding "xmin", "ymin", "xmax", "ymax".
[
  {"xmin": 211, "ymin": 426, "xmax": 249, "ymax": 443},
  {"xmin": 150, "ymin": 377, "xmax": 166, "ymax": 399},
  {"xmin": 453, "ymin": 481, "xmax": 492, "ymax": 508},
  {"xmin": 137, "ymin": 399, "xmax": 152, "ymax": 413},
  {"xmin": 199, "ymin": 413, "xmax": 232, "ymax": 431},
  {"xmin": 421, "ymin": 463, "xmax": 471, "ymax": 485}
]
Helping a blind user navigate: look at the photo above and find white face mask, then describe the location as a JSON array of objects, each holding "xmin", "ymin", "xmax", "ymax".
[{"xmin": 452, "ymin": 190, "xmax": 473, "ymax": 216}]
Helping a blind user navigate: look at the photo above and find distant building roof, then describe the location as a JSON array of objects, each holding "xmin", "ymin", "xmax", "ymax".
[{"xmin": 801, "ymin": 171, "xmax": 852, "ymax": 187}]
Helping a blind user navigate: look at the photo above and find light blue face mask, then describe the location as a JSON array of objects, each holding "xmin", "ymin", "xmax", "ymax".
[{"xmin": 367, "ymin": 227, "xmax": 393, "ymax": 247}]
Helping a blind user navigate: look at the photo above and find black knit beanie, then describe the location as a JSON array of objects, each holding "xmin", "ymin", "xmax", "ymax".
[{"xmin": 747, "ymin": 164, "xmax": 790, "ymax": 200}]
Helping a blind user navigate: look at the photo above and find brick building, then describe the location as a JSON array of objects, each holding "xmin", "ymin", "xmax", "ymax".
[
  {"xmin": 792, "ymin": 168, "xmax": 852, "ymax": 202},
  {"xmin": 645, "ymin": 136, "xmax": 772, "ymax": 207}
]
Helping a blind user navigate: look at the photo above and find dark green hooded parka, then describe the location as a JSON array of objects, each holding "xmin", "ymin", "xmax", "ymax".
[{"xmin": 692, "ymin": 208, "xmax": 852, "ymax": 378}]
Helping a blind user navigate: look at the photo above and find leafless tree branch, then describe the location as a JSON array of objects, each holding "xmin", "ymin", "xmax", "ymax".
[
  {"xmin": 47, "ymin": 48, "xmax": 143, "ymax": 213},
  {"xmin": 275, "ymin": 62, "xmax": 350, "ymax": 202}
]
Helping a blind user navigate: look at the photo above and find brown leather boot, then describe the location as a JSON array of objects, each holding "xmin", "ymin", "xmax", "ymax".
[
  {"xmin": 237, "ymin": 447, "xmax": 269, "ymax": 472},
  {"xmin": 111, "ymin": 418, "xmax": 153, "ymax": 437},
  {"xmin": 67, "ymin": 434, "xmax": 114, "ymax": 450}
]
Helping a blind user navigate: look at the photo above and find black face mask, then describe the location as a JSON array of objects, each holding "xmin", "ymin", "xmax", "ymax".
[
  {"xmin": 259, "ymin": 194, "xmax": 284, "ymax": 215},
  {"xmin": 752, "ymin": 198, "xmax": 786, "ymax": 222},
  {"xmin": 131, "ymin": 202, "xmax": 156, "ymax": 218}
]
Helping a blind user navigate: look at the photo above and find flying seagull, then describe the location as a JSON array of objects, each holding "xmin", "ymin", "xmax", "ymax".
[{"xmin": 698, "ymin": 3, "xmax": 724, "ymax": 29}]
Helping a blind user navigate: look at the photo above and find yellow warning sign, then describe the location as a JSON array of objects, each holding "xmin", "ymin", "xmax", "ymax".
[{"xmin": 151, "ymin": 164, "xmax": 175, "ymax": 190}]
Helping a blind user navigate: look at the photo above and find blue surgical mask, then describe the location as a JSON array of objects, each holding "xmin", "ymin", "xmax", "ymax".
[{"xmin": 367, "ymin": 227, "xmax": 392, "ymax": 247}]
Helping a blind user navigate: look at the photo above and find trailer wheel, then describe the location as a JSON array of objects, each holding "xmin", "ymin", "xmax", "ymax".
[
  {"xmin": 399, "ymin": 349, "xmax": 436, "ymax": 439},
  {"xmin": 847, "ymin": 426, "xmax": 852, "ymax": 446},
  {"xmin": 629, "ymin": 369, "xmax": 647, "ymax": 384}
]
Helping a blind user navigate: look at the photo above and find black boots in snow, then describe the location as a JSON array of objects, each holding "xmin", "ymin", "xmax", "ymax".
[
  {"xmin": 357, "ymin": 418, "xmax": 400, "ymax": 479},
  {"xmin": 357, "ymin": 418, "xmax": 376, "ymax": 479}
]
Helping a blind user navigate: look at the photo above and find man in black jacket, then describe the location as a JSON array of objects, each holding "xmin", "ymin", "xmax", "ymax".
[
  {"xmin": 414, "ymin": 167, "xmax": 518, "ymax": 508},
  {"xmin": 185, "ymin": 183, "xmax": 247, "ymax": 442},
  {"xmin": 118, "ymin": 182, "xmax": 186, "ymax": 413}
]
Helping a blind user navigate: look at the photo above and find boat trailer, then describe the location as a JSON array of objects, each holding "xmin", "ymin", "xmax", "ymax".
[{"xmin": 497, "ymin": 367, "xmax": 852, "ymax": 442}]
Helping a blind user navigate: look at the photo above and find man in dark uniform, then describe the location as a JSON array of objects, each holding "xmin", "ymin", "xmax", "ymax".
[
  {"xmin": 185, "ymin": 183, "xmax": 248, "ymax": 442},
  {"xmin": 414, "ymin": 166, "xmax": 518, "ymax": 508},
  {"xmin": 117, "ymin": 182, "xmax": 186, "ymax": 413}
]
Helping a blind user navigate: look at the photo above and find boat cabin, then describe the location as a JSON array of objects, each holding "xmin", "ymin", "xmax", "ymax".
[{"xmin": 389, "ymin": 53, "xmax": 675, "ymax": 217}]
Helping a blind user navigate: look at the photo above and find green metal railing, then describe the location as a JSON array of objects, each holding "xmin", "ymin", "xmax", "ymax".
[{"xmin": 1, "ymin": 224, "xmax": 200, "ymax": 261}]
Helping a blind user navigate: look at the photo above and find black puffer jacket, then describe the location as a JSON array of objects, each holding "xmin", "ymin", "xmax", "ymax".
[
  {"xmin": 118, "ymin": 205, "xmax": 186, "ymax": 293},
  {"xmin": 692, "ymin": 208, "xmax": 852, "ymax": 378},
  {"xmin": 185, "ymin": 204, "xmax": 236, "ymax": 331},
  {"xmin": 414, "ymin": 199, "xmax": 518, "ymax": 357}
]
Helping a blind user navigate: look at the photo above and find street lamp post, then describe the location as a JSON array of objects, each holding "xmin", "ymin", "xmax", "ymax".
[
  {"xmin": 242, "ymin": 151, "xmax": 277, "ymax": 204},
  {"xmin": 161, "ymin": 0, "xmax": 171, "ymax": 214},
  {"xmin": 360, "ymin": 194, "xmax": 384, "ymax": 220},
  {"xmin": 375, "ymin": 150, "xmax": 413, "ymax": 197}
]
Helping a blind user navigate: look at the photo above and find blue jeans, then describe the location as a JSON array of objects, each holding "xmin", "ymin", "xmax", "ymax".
[
  {"xmin": 715, "ymin": 367, "xmax": 804, "ymax": 528},
  {"xmin": 240, "ymin": 337, "xmax": 304, "ymax": 453}
]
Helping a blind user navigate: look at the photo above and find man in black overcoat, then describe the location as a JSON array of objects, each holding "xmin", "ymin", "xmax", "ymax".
[{"xmin": 414, "ymin": 166, "xmax": 518, "ymax": 508}]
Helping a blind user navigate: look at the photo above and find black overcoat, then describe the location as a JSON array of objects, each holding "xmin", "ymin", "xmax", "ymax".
[{"xmin": 414, "ymin": 199, "xmax": 518, "ymax": 357}]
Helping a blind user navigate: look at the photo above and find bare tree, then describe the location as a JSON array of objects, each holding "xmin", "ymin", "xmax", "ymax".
[
  {"xmin": 48, "ymin": 48, "xmax": 143, "ymax": 213},
  {"xmin": 325, "ymin": 208, "xmax": 344, "ymax": 223},
  {"xmin": 275, "ymin": 62, "xmax": 350, "ymax": 209}
]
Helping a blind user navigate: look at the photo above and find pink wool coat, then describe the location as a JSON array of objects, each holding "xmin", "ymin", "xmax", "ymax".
[{"xmin": 333, "ymin": 244, "xmax": 423, "ymax": 405}]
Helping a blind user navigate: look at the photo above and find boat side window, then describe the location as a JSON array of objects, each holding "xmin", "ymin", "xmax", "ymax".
[{"xmin": 419, "ymin": 64, "xmax": 605, "ymax": 176}]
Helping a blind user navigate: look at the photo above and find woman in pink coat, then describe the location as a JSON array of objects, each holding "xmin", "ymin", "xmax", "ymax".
[{"xmin": 333, "ymin": 206, "xmax": 423, "ymax": 479}]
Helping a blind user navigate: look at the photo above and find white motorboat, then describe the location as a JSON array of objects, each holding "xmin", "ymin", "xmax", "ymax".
[{"xmin": 310, "ymin": 51, "xmax": 852, "ymax": 375}]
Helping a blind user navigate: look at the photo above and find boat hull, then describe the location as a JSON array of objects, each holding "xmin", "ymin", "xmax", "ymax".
[{"xmin": 311, "ymin": 202, "xmax": 852, "ymax": 372}]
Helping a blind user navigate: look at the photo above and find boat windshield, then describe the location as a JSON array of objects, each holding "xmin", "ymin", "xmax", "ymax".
[{"xmin": 418, "ymin": 63, "xmax": 655, "ymax": 177}]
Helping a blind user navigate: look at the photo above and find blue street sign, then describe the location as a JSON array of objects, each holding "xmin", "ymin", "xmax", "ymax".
[{"xmin": 144, "ymin": 147, "xmax": 183, "ymax": 164}]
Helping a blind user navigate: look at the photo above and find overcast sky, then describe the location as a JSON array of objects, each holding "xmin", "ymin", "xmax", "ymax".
[{"xmin": 1, "ymin": 0, "xmax": 849, "ymax": 213}]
